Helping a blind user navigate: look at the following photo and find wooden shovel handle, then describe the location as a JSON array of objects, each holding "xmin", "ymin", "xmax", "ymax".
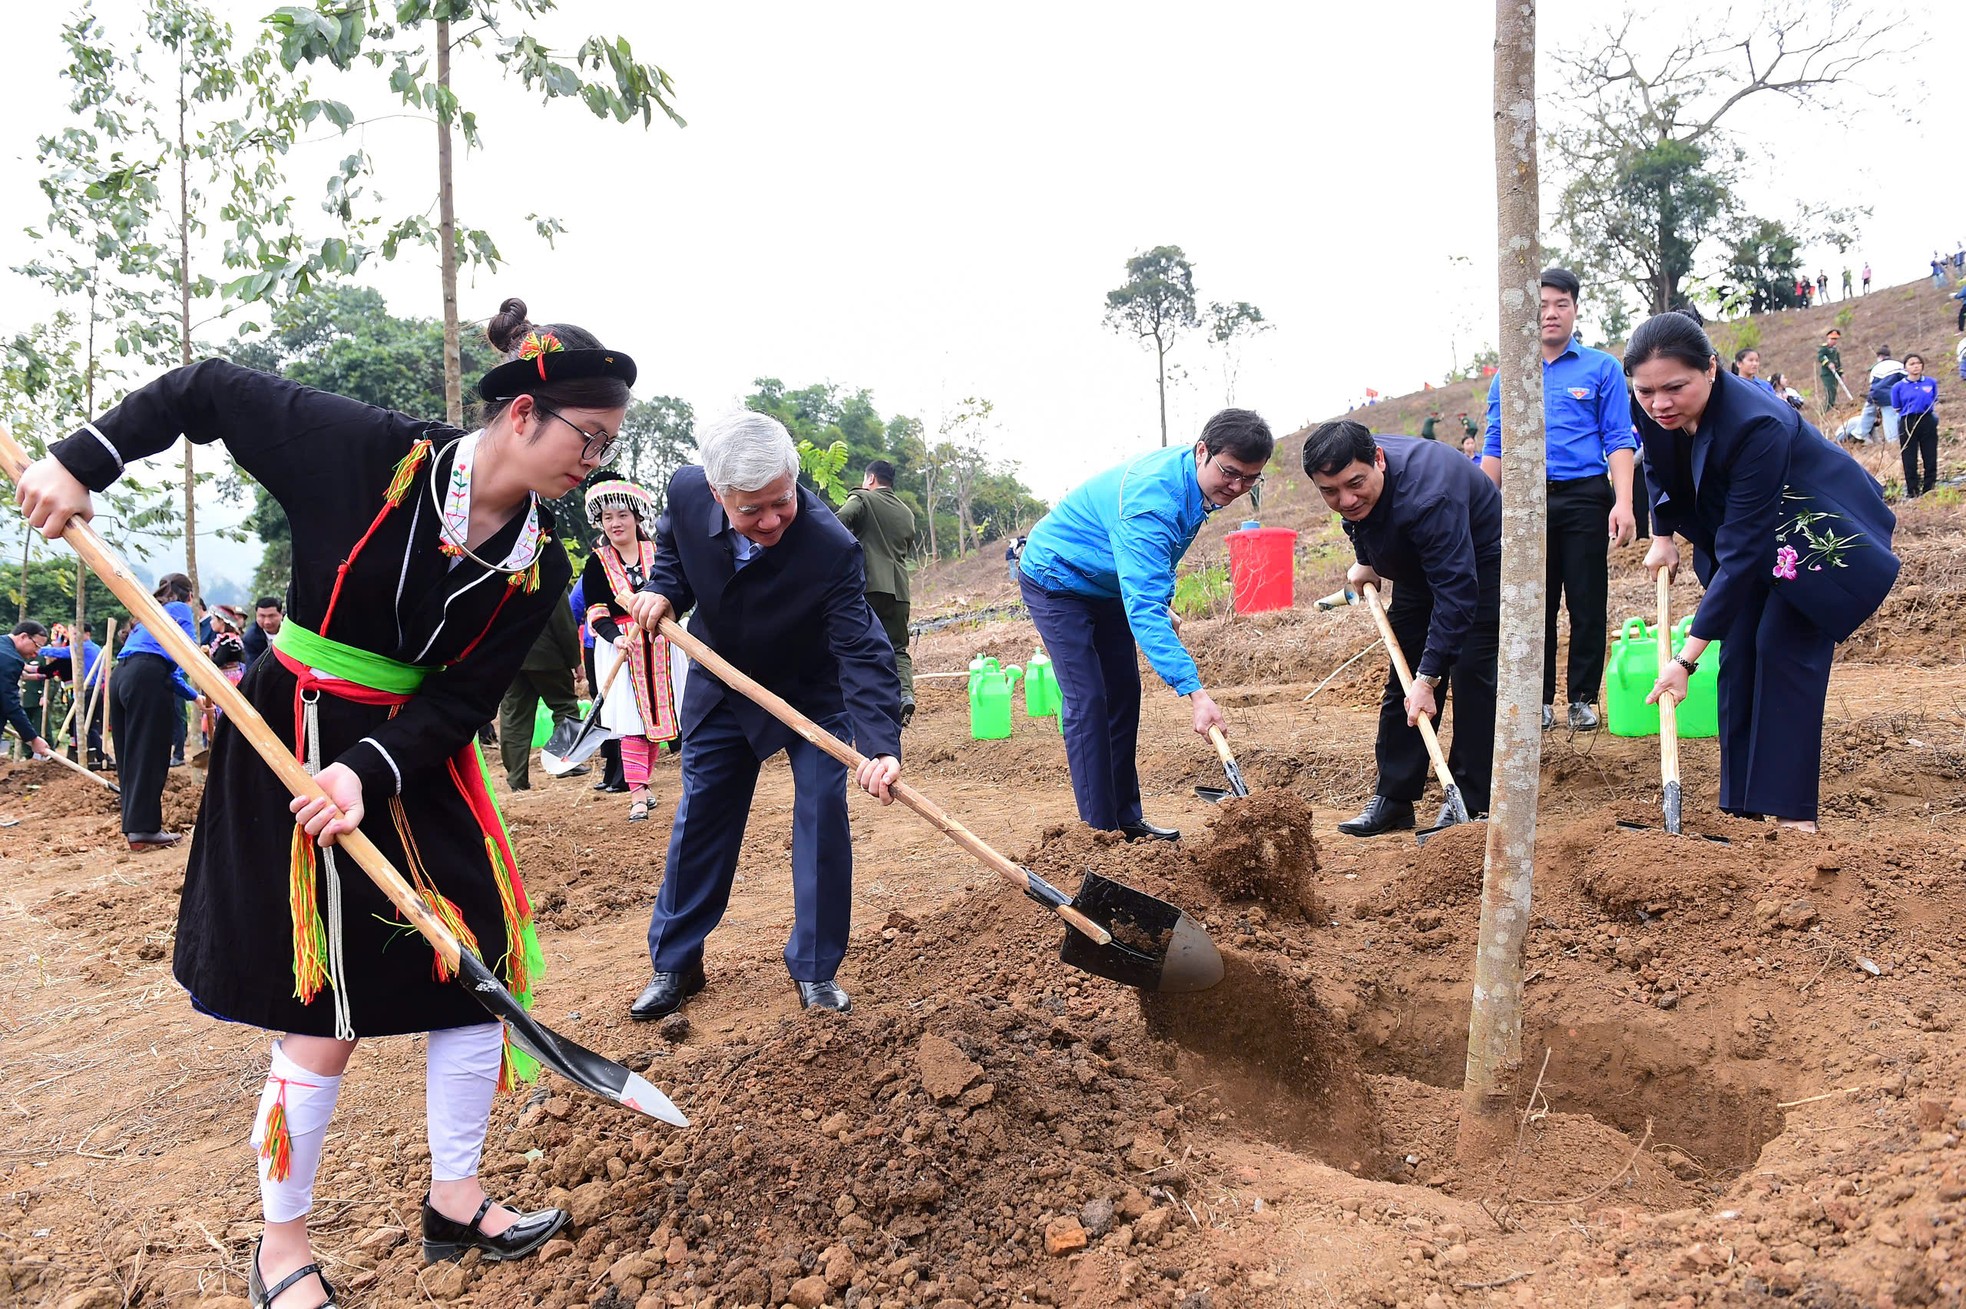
[
  {"xmin": 1359, "ymin": 583, "xmax": 1459, "ymax": 795},
  {"xmin": 40, "ymin": 747, "xmax": 116, "ymax": 791},
  {"xmin": 0, "ymin": 424, "xmax": 464, "ymax": 971},
  {"xmin": 656, "ymin": 616, "xmax": 1113, "ymax": 945},
  {"xmin": 1207, "ymin": 725, "xmax": 1237, "ymax": 770},
  {"xmin": 1655, "ymin": 570, "xmax": 1681, "ymax": 786}
]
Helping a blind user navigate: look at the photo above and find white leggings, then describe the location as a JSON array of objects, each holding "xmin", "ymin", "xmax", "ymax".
[{"xmin": 252, "ymin": 1023, "xmax": 503, "ymax": 1223}]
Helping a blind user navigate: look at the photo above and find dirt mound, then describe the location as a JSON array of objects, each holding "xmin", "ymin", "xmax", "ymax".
[
  {"xmin": 1354, "ymin": 817, "xmax": 1487, "ymax": 917},
  {"xmin": 1190, "ymin": 791, "xmax": 1320, "ymax": 916}
]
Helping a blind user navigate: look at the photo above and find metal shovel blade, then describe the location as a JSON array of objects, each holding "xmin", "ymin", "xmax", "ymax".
[
  {"xmin": 1058, "ymin": 871, "xmax": 1224, "ymax": 993},
  {"xmin": 1194, "ymin": 785, "xmax": 1234, "ymax": 804},
  {"xmin": 540, "ymin": 712, "xmax": 609, "ymax": 776},
  {"xmin": 457, "ymin": 952, "xmax": 688, "ymax": 1128},
  {"xmin": 1413, "ymin": 784, "xmax": 1475, "ymax": 847}
]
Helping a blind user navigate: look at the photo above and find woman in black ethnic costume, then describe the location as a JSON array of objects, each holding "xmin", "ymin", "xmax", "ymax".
[
  {"xmin": 13, "ymin": 297, "xmax": 636, "ymax": 1309},
  {"xmin": 580, "ymin": 478, "xmax": 682, "ymax": 821}
]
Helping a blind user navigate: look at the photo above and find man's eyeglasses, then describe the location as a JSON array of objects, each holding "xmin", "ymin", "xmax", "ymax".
[
  {"xmin": 538, "ymin": 405, "xmax": 620, "ymax": 466},
  {"xmin": 1209, "ymin": 455, "xmax": 1265, "ymax": 490}
]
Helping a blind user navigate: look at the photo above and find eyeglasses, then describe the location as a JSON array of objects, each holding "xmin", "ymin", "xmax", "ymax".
[
  {"xmin": 537, "ymin": 405, "xmax": 620, "ymax": 466},
  {"xmin": 1208, "ymin": 454, "xmax": 1265, "ymax": 490}
]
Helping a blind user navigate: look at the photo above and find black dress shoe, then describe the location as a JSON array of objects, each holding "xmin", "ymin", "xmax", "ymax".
[
  {"xmin": 126, "ymin": 831, "xmax": 183, "ymax": 852},
  {"xmin": 796, "ymin": 978, "xmax": 851, "ymax": 1012},
  {"xmin": 597, "ymin": 781, "xmax": 631, "ymax": 794},
  {"xmin": 421, "ymin": 1195, "xmax": 570, "ymax": 1264},
  {"xmin": 1117, "ymin": 819, "xmax": 1180, "ymax": 842},
  {"xmin": 630, "ymin": 960, "xmax": 706, "ymax": 1020},
  {"xmin": 1338, "ymin": 797, "xmax": 1415, "ymax": 837}
]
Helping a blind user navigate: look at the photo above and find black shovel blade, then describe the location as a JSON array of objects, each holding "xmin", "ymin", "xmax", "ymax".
[
  {"xmin": 1194, "ymin": 786, "xmax": 1233, "ymax": 804},
  {"xmin": 1058, "ymin": 872, "xmax": 1224, "ymax": 993},
  {"xmin": 540, "ymin": 711, "xmax": 608, "ymax": 776},
  {"xmin": 455, "ymin": 952, "xmax": 688, "ymax": 1127},
  {"xmin": 1662, "ymin": 779, "xmax": 1683, "ymax": 836},
  {"xmin": 1219, "ymin": 759, "xmax": 1250, "ymax": 799}
]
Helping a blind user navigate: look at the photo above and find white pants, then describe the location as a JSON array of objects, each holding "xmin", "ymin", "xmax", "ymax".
[{"xmin": 252, "ymin": 1023, "xmax": 503, "ymax": 1223}]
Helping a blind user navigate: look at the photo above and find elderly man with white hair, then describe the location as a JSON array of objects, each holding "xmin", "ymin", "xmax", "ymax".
[{"xmin": 624, "ymin": 412, "xmax": 902, "ymax": 1017}]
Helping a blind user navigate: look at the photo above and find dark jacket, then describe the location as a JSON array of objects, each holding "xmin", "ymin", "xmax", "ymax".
[
  {"xmin": 1, "ymin": 642, "xmax": 36, "ymax": 747},
  {"xmin": 836, "ymin": 486, "xmax": 917, "ymax": 602},
  {"xmin": 521, "ymin": 582, "xmax": 582, "ymax": 672},
  {"xmin": 242, "ymin": 622, "xmax": 270, "ymax": 666},
  {"xmin": 643, "ymin": 466, "xmax": 901, "ymax": 760},
  {"xmin": 1342, "ymin": 435, "xmax": 1502, "ymax": 680},
  {"xmin": 1638, "ymin": 370, "xmax": 1898, "ymax": 644}
]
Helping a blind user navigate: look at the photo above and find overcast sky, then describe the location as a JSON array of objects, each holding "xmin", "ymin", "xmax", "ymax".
[{"xmin": 0, "ymin": 1, "xmax": 1956, "ymax": 593}]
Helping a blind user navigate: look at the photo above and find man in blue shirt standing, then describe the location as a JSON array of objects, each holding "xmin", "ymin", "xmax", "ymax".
[
  {"xmin": 42, "ymin": 622, "xmax": 105, "ymax": 766},
  {"xmin": 1481, "ymin": 267, "xmax": 1637, "ymax": 731},
  {"xmin": 1017, "ymin": 409, "xmax": 1273, "ymax": 842}
]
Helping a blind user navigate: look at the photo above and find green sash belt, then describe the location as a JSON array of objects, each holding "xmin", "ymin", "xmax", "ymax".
[{"xmin": 272, "ymin": 621, "xmax": 430, "ymax": 695}]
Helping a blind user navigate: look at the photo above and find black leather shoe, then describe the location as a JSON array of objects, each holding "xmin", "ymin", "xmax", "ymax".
[
  {"xmin": 1117, "ymin": 820, "xmax": 1180, "ymax": 842},
  {"xmin": 597, "ymin": 781, "xmax": 631, "ymax": 793},
  {"xmin": 421, "ymin": 1195, "xmax": 569, "ymax": 1264},
  {"xmin": 126, "ymin": 831, "xmax": 184, "ymax": 852},
  {"xmin": 900, "ymin": 701, "xmax": 916, "ymax": 728},
  {"xmin": 1338, "ymin": 797, "xmax": 1415, "ymax": 837},
  {"xmin": 249, "ymin": 1237, "xmax": 340, "ymax": 1308},
  {"xmin": 796, "ymin": 978, "xmax": 851, "ymax": 1012},
  {"xmin": 630, "ymin": 960, "xmax": 706, "ymax": 1020}
]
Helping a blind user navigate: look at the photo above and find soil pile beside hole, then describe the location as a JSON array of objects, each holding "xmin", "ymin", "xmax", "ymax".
[
  {"xmin": 1139, "ymin": 951, "xmax": 1383, "ymax": 1175},
  {"xmin": 1191, "ymin": 792, "xmax": 1320, "ymax": 917},
  {"xmin": 1354, "ymin": 817, "xmax": 1487, "ymax": 917}
]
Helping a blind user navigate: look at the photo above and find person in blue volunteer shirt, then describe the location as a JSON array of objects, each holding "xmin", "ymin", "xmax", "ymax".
[
  {"xmin": 41, "ymin": 621, "xmax": 106, "ymax": 765},
  {"xmin": 1890, "ymin": 354, "xmax": 1941, "ymax": 498},
  {"xmin": 1017, "ymin": 409, "xmax": 1274, "ymax": 842},
  {"xmin": 1482, "ymin": 266, "xmax": 1638, "ymax": 732},
  {"xmin": 1730, "ymin": 348, "xmax": 1777, "ymax": 396},
  {"xmin": 112, "ymin": 572, "xmax": 200, "ymax": 850}
]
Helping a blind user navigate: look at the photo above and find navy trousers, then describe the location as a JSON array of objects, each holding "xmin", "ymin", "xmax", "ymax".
[
  {"xmin": 648, "ymin": 696, "xmax": 853, "ymax": 982},
  {"xmin": 1714, "ymin": 588, "xmax": 1833, "ymax": 822},
  {"xmin": 1019, "ymin": 572, "xmax": 1144, "ymax": 831}
]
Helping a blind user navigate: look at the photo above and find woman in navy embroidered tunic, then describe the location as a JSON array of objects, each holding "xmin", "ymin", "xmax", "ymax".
[{"xmin": 1627, "ymin": 311, "xmax": 1899, "ymax": 830}]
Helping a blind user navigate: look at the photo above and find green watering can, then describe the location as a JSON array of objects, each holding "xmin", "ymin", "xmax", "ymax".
[
  {"xmin": 970, "ymin": 660, "xmax": 1023, "ymax": 740},
  {"xmin": 1024, "ymin": 650, "xmax": 1061, "ymax": 719}
]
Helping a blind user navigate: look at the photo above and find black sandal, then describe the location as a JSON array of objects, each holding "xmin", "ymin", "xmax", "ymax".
[
  {"xmin": 248, "ymin": 1238, "xmax": 340, "ymax": 1309},
  {"xmin": 421, "ymin": 1194, "xmax": 570, "ymax": 1264}
]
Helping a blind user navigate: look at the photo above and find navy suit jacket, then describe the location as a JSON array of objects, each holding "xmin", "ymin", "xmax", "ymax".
[
  {"xmin": 1639, "ymin": 370, "xmax": 1898, "ymax": 644},
  {"xmin": 642, "ymin": 466, "xmax": 902, "ymax": 760}
]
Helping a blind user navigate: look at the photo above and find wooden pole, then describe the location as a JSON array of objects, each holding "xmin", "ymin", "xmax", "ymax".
[{"xmin": 1458, "ymin": 0, "xmax": 1547, "ymax": 1168}]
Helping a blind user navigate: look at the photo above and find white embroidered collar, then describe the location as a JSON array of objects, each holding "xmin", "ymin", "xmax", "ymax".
[{"xmin": 434, "ymin": 430, "xmax": 544, "ymax": 574}]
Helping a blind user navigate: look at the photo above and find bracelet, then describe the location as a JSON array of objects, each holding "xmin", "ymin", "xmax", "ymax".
[{"xmin": 1673, "ymin": 655, "xmax": 1699, "ymax": 675}]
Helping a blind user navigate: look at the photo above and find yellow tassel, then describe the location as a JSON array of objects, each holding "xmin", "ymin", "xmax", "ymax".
[
  {"xmin": 483, "ymin": 836, "xmax": 529, "ymax": 1000},
  {"xmin": 288, "ymin": 827, "xmax": 328, "ymax": 1004},
  {"xmin": 384, "ymin": 438, "xmax": 432, "ymax": 507},
  {"xmin": 389, "ymin": 797, "xmax": 478, "ymax": 981}
]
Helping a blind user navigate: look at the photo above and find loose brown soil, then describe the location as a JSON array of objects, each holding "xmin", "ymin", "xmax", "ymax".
[{"xmin": 4, "ymin": 315, "xmax": 1964, "ymax": 1305}]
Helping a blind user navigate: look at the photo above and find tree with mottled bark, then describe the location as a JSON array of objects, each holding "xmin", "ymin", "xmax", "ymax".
[{"xmin": 1459, "ymin": 0, "xmax": 1548, "ymax": 1169}]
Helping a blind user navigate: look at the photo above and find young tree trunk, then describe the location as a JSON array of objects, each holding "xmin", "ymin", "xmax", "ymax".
[
  {"xmin": 1155, "ymin": 329, "xmax": 1169, "ymax": 447},
  {"xmin": 1458, "ymin": 0, "xmax": 1547, "ymax": 1169},
  {"xmin": 72, "ymin": 558, "xmax": 87, "ymax": 755},
  {"xmin": 178, "ymin": 59, "xmax": 200, "ymax": 606},
  {"xmin": 923, "ymin": 465, "xmax": 938, "ymax": 560},
  {"xmin": 16, "ymin": 530, "xmax": 28, "ymax": 624},
  {"xmin": 437, "ymin": 18, "xmax": 464, "ymax": 428}
]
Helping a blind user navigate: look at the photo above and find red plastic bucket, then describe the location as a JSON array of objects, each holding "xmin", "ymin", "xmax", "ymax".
[{"xmin": 1224, "ymin": 526, "xmax": 1297, "ymax": 614}]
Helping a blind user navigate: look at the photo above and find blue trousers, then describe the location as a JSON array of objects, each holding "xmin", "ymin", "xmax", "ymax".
[
  {"xmin": 1715, "ymin": 588, "xmax": 1834, "ymax": 822},
  {"xmin": 648, "ymin": 697, "xmax": 854, "ymax": 981},
  {"xmin": 1019, "ymin": 572, "xmax": 1144, "ymax": 831}
]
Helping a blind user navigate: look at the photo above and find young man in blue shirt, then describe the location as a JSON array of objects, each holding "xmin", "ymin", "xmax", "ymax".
[
  {"xmin": 1481, "ymin": 267, "xmax": 1637, "ymax": 731},
  {"xmin": 1017, "ymin": 409, "xmax": 1273, "ymax": 841}
]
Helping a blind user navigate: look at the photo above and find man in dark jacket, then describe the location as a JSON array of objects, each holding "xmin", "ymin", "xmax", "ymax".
[
  {"xmin": 837, "ymin": 460, "xmax": 919, "ymax": 724},
  {"xmin": 3, "ymin": 622, "xmax": 53, "ymax": 762},
  {"xmin": 1303, "ymin": 422, "xmax": 1501, "ymax": 837},
  {"xmin": 496, "ymin": 581, "xmax": 584, "ymax": 789},
  {"xmin": 625, "ymin": 412, "xmax": 902, "ymax": 1018}
]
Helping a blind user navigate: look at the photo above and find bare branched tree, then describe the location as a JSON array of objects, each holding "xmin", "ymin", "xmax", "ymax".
[{"xmin": 1550, "ymin": 1, "xmax": 1906, "ymax": 316}]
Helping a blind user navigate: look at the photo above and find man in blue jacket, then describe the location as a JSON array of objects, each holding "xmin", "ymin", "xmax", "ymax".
[
  {"xmin": 1481, "ymin": 267, "xmax": 1637, "ymax": 732},
  {"xmin": 625, "ymin": 411, "xmax": 901, "ymax": 1019},
  {"xmin": 41, "ymin": 622, "xmax": 105, "ymax": 766},
  {"xmin": 1306, "ymin": 422, "xmax": 1502, "ymax": 837},
  {"xmin": 1017, "ymin": 408, "xmax": 1273, "ymax": 841}
]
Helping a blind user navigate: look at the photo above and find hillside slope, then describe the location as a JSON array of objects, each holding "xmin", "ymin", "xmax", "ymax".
[{"xmin": 916, "ymin": 275, "xmax": 1965, "ymax": 616}]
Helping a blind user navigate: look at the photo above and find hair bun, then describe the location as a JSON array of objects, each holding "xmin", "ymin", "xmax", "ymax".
[{"xmin": 486, "ymin": 297, "xmax": 534, "ymax": 355}]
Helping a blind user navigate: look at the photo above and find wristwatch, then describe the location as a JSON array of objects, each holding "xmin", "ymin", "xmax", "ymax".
[
  {"xmin": 1673, "ymin": 655, "xmax": 1699, "ymax": 675},
  {"xmin": 1417, "ymin": 673, "xmax": 1442, "ymax": 689}
]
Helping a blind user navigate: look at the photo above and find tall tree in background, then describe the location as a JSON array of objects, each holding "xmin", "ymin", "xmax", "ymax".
[
  {"xmin": 268, "ymin": 0, "xmax": 685, "ymax": 426},
  {"xmin": 1460, "ymin": 0, "xmax": 1547, "ymax": 1169},
  {"xmin": 1105, "ymin": 246, "xmax": 1198, "ymax": 447},
  {"xmin": 1206, "ymin": 300, "xmax": 1270, "ymax": 406},
  {"xmin": 1550, "ymin": 1, "xmax": 1898, "ymax": 316}
]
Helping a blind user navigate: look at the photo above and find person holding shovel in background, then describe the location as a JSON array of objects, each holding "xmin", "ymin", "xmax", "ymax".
[
  {"xmin": 1016, "ymin": 408, "xmax": 1274, "ymax": 843},
  {"xmin": 1817, "ymin": 328, "xmax": 1845, "ymax": 413},
  {"xmin": 13, "ymin": 296, "xmax": 635, "ymax": 1306},
  {"xmin": 1303, "ymin": 421, "xmax": 1501, "ymax": 838},
  {"xmin": 1627, "ymin": 310, "xmax": 1899, "ymax": 832},
  {"xmin": 581, "ymin": 478, "xmax": 681, "ymax": 820}
]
